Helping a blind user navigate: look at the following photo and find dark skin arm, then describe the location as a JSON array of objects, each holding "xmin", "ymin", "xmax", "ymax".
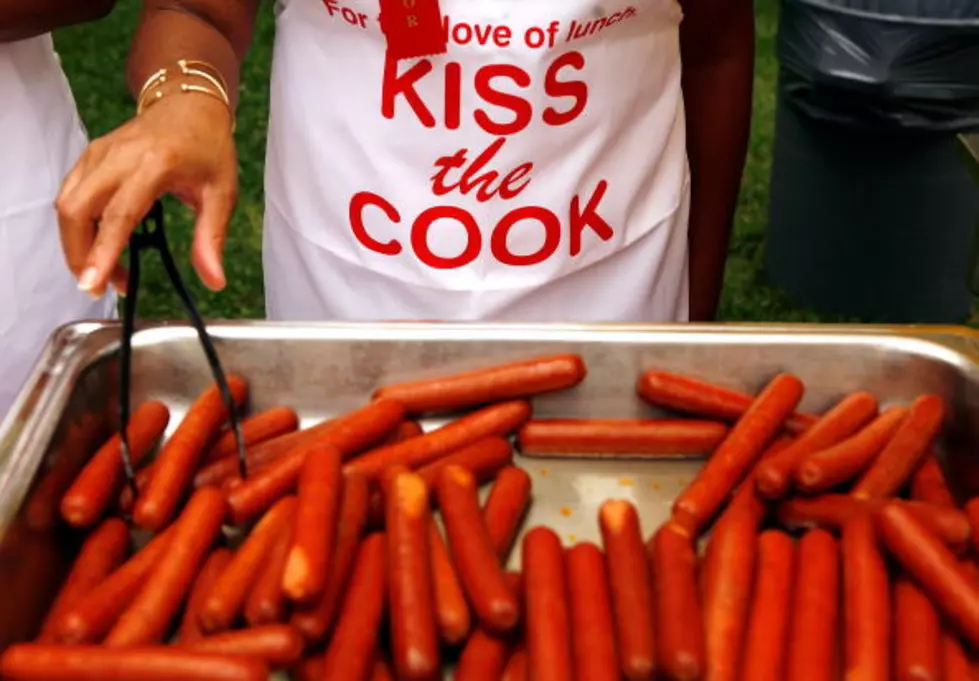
[
  {"xmin": 679, "ymin": 0, "xmax": 755, "ymax": 321},
  {"xmin": 0, "ymin": 0, "xmax": 115, "ymax": 42},
  {"xmin": 126, "ymin": 0, "xmax": 259, "ymax": 108},
  {"xmin": 56, "ymin": 0, "xmax": 258, "ymax": 296}
]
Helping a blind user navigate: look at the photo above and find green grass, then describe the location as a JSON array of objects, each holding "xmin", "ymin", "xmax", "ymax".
[{"xmin": 52, "ymin": 0, "xmax": 831, "ymax": 322}]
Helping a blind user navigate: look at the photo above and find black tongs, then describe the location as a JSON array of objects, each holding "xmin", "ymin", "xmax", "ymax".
[{"xmin": 116, "ymin": 200, "xmax": 247, "ymax": 498}]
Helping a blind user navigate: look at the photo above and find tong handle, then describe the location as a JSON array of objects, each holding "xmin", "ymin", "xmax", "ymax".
[{"xmin": 117, "ymin": 201, "xmax": 247, "ymax": 500}]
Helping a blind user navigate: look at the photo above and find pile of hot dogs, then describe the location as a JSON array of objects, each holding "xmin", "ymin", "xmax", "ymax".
[{"xmin": 1, "ymin": 353, "xmax": 978, "ymax": 681}]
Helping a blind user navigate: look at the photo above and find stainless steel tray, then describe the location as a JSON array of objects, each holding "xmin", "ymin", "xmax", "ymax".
[{"xmin": 2, "ymin": 321, "xmax": 979, "ymax": 660}]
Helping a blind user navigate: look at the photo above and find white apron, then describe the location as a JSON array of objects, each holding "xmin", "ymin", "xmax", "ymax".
[
  {"xmin": 264, "ymin": 0, "xmax": 690, "ymax": 322},
  {"xmin": 0, "ymin": 36, "xmax": 115, "ymax": 416}
]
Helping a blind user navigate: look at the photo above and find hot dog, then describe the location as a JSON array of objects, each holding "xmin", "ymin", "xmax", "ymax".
[
  {"xmin": 672, "ymin": 373, "xmax": 804, "ymax": 537},
  {"xmin": 363, "ymin": 436, "xmax": 516, "ymax": 526},
  {"xmin": 201, "ymin": 496, "xmax": 297, "ymax": 633},
  {"xmin": 777, "ymin": 495, "xmax": 971, "ymax": 549},
  {"xmin": 282, "ymin": 445, "xmax": 342, "ymax": 603},
  {"xmin": 516, "ymin": 419, "xmax": 728, "ymax": 458},
  {"xmin": 786, "ymin": 529, "xmax": 840, "ymax": 681},
  {"xmin": 60, "ymin": 401, "xmax": 170, "ymax": 528},
  {"xmin": 851, "ymin": 394, "xmax": 946, "ymax": 499},
  {"xmin": 428, "ymin": 519, "xmax": 472, "ymax": 645},
  {"xmin": 483, "ymin": 466, "xmax": 532, "ymax": 562},
  {"xmin": 523, "ymin": 526, "xmax": 572, "ymax": 681},
  {"xmin": 179, "ymin": 548, "xmax": 232, "ymax": 643},
  {"xmin": 965, "ymin": 498, "xmax": 979, "ymax": 555},
  {"xmin": 720, "ymin": 435, "xmax": 794, "ymax": 526},
  {"xmin": 226, "ymin": 400, "xmax": 403, "ymax": 524},
  {"xmin": 894, "ymin": 576, "xmax": 941, "ymax": 681},
  {"xmin": 794, "ymin": 405, "xmax": 908, "ymax": 494},
  {"xmin": 942, "ymin": 632, "xmax": 973, "ymax": 681},
  {"xmin": 740, "ymin": 530, "xmax": 795, "ymax": 681},
  {"xmin": 635, "ymin": 369, "xmax": 817, "ymax": 434},
  {"xmin": 372, "ymin": 354, "xmax": 586, "ymax": 415},
  {"xmin": 37, "ymin": 518, "xmax": 130, "ymax": 643},
  {"xmin": 702, "ymin": 505, "xmax": 757, "ymax": 681},
  {"xmin": 24, "ymin": 415, "xmax": 108, "ymax": 531},
  {"xmin": 0, "ymin": 644, "xmax": 269, "ymax": 681},
  {"xmin": 437, "ymin": 464, "xmax": 520, "ymax": 634},
  {"xmin": 911, "ymin": 454, "xmax": 957, "ymax": 508},
  {"xmin": 502, "ymin": 646, "xmax": 528, "ymax": 681},
  {"xmin": 181, "ymin": 624, "xmax": 304, "ymax": 668},
  {"xmin": 371, "ymin": 656, "xmax": 396, "ymax": 681},
  {"xmin": 320, "ymin": 533, "xmax": 387, "ymax": 681},
  {"xmin": 290, "ymin": 473, "xmax": 370, "ymax": 645},
  {"xmin": 383, "ymin": 420, "xmax": 425, "ymax": 445},
  {"xmin": 346, "ymin": 401, "xmax": 531, "ymax": 482},
  {"xmin": 416, "ymin": 437, "xmax": 513, "ymax": 486},
  {"xmin": 193, "ymin": 417, "xmax": 339, "ymax": 489},
  {"xmin": 205, "ymin": 406, "xmax": 300, "ymax": 463},
  {"xmin": 53, "ymin": 526, "xmax": 175, "ymax": 644},
  {"xmin": 454, "ymin": 628, "xmax": 514, "ymax": 681},
  {"xmin": 598, "ymin": 500, "xmax": 656, "ymax": 681},
  {"xmin": 649, "ymin": 524, "xmax": 704, "ymax": 681},
  {"xmin": 566, "ymin": 542, "xmax": 619, "ymax": 681},
  {"xmin": 842, "ymin": 513, "xmax": 890, "ymax": 681},
  {"xmin": 224, "ymin": 443, "xmax": 336, "ymax": 527},
  {"xmin": 386, "ymin": 471, "xmax": 440, "ymax": 681},
  {"xmin": 106, "ymin": 487, "xmax": 227, "ymax": 646},
  {"xmin": 133, "ymin": 376, "xmax": 248, "ymax": 531},
  {"xmin": 753, "ymin": 391, "xmax": 878, "ymax": 499},
  {"xmin": 243, "ymin": 519, "xmax": 293, "ymax": 626},
  {"xmin": 875, "ymin": 502, "xmax": 979, "ymax": 648},
  {"xmin": 210, "ymin": 399, "xmax": 401, "ymax": 491}
]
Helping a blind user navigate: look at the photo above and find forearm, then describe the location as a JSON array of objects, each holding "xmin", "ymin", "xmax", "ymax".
[
  {"xmin": 0, "ymin": 0, "xmax": 114, "ymax": 42},
  {"xmin": 126, "ymin": 0, "xmax": 259, "ymax": 109},
  {"xmin": 681, "ymin": 2, "xmax": 754, "ymax": 322}
]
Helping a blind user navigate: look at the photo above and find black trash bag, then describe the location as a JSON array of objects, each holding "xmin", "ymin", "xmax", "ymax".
[{"xmin": 778, "ymin": 0, "xmax": 979, "ymax": 132}]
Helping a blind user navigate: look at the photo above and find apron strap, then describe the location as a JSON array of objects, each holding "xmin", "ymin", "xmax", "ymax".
[{"xmin": 117, "ymin": 201, "xmax": 247, "ymax": 500}]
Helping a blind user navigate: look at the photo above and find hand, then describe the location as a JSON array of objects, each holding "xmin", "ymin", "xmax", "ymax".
[{"xmin": 56, "ymin": 92, "xmax": 238, "ymax": 297}]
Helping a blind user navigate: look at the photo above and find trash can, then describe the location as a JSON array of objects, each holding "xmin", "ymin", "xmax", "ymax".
[{"xmin": 764, "ymin": 0, "xmax": 979, "ymax": 323}]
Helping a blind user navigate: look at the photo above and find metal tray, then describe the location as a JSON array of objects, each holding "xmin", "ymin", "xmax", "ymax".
[{"xmin": 2, "ymin": 321, "xmax": 979, "ymax": 662}]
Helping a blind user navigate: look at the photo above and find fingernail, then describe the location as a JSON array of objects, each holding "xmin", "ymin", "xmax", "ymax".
[{"xmin": 77, "ymin": 267, "xmax": 98, "ymax": 292}]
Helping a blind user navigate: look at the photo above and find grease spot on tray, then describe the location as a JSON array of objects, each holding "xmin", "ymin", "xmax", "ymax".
[
  {"xmin": 560, "ymin": 506, "xmax": 573, "ymax": 517},
  {"xmin": 650, "ymin": 481, "xmax": 662, "ymax": 491},
  {"xmin": 568, "ymin": 533, "xmax": 577, "ymax": 542},
  {"xmin": 618, "ymin": 477, "xmax": 634, "ymax": 487},
  {"xmin": 539, "ymin": 468, "xmax": 549, "ymax": 477}
]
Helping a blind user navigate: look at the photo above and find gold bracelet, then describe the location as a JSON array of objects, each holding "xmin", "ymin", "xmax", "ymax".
[{"xmin": 135, "ymin": 60, "xmax": 235, "ymax": 131}]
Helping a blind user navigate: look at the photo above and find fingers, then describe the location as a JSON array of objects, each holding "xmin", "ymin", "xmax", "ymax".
[
  {"xmin": 56, "ymin": 145, "xmax": 105, "ymax": 285},
  {"xmin": 87, "ymin": 167, "xmax": 167, "ymax": 291},
  {"xmin": 190, "ymin": 182, "xmax": 237, "ymax": 292}
]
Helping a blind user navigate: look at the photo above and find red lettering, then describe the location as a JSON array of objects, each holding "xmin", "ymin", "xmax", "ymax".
[
  {"xmin": 474, "ymin": 65, "xmax": 533, "ymax": 136},
  {"xmin": 411, "ymin": 206, "xmax": 482, "ymax": 269},
  {"xmin": 442, "ymin": 16, "xmax": 513, "ymax": 47},
  {"xmin": 492, "ymin": 207, "xmax": 561, "ymax": 266},
  {"xmin": 382, "ymin": 57, "xmax": 436, "ymax": 127},
  {"xmin": 444, "ymin": 61, "xmax": 461, "ymax": 130},
  {"xmin": 349, "ymin": 192, "xmax": 404, "ymax": 256},
  {"xmin": 543, "ymin": 51, "xmax": 588, "ymax": 126},
  {"xmin": 569, "ymin": 180, "xmax": 612, "ymax": 255},
  {"xmin": 430, "ymin": 138, "xmax": 533, "ymax": 202},
  {"xmin": 430, "ymin": 149, "xmax": 468, "ymax": 195}
]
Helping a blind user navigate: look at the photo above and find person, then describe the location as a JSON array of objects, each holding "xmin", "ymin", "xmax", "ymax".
[
  {"xmin": 55, "ymin": 0, "xmax": 754, "ymax": 323},
  {"xmin": 0, "ymin": 2, "xmax": 117, "ymax": 416}
]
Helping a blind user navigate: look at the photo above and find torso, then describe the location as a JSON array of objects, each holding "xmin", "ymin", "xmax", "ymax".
[{"xmin": 264, "ymin": 0, "xmax": 690, "ymax": 322}]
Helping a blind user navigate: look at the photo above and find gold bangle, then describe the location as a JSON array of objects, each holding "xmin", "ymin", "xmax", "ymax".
[{"xmin": 135, "ymin": 59, "xmax": 236, "ymax": 131}]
